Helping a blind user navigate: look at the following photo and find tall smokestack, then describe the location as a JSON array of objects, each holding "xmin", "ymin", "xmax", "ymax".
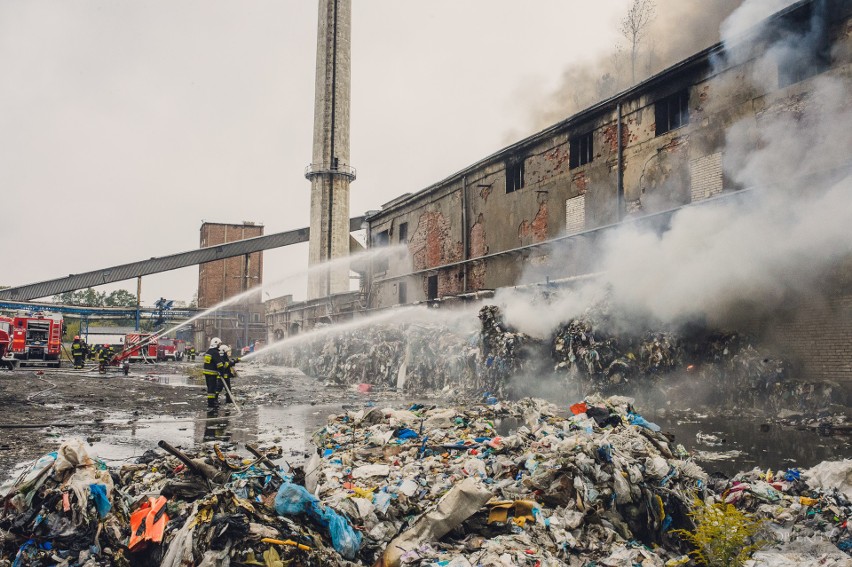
[{"xmin": 306, "ymin": 0, "xmax": 354, "ymax": 300}]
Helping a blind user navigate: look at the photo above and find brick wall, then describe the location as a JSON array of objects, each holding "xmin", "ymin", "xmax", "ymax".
[
  {"xmin": 767, "ymin": 294, "xmax": 852, "ymax": 384},
  {"xmin": 565, "ymin": 194, "xmax": 586, "ymax": 234},
  {"xmin": 197, "ymin": 222, "xmax": 264, "ymax": 309},
  {"xmin": 690, "ymin": 152, "xmax": 723, "ymax": 201}
]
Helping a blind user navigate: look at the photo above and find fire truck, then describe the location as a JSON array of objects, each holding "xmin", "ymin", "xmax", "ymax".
[
  {"xmin": 0, "ymin": 315, "xmax": 16, "ymax": 369},
  {"xmin": 157, "ymin": 338, "xmax": 186, "ymax": 361},
  {"xmin": 7, "ymin": 312, "xmax": 63, "ymax": 367},
  {"xmin": 124, "ymin": 333, "xmax": 158, "ymax": 362}
]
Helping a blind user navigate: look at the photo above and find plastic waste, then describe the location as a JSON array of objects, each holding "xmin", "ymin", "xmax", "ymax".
[{"xmin": 274, "ymin": 482, "xmax": 362, "ymax": 560}]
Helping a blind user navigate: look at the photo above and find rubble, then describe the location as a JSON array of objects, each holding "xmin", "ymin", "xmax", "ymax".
[{"xmin": 1, "ymin": 396, "xmax": 851, "ymax": 566}]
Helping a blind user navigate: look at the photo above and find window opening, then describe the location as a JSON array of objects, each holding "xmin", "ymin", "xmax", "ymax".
[
  {"xmin": 655, "ymin": 90, "xmax": 689, "ymax": 136},
  {"xmin": 427, "ymin": 275, "xmax": 438, "ymax": 301},
  {"xmin": 506, "ymin": 160, "xmax": 525, "ymax": 193},
  {"xmin": 570, "ymin": 132, "xmax": 594, "ymax": 168}
]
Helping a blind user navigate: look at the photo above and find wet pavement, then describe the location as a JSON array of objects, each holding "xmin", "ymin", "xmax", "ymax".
[{"xmin": 2, "ymin": 360, "xmax": 851, "ymax": 488}]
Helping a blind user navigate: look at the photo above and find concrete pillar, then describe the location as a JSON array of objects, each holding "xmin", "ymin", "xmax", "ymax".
[{"xmin": 306, "ymin": 0, "xmax": 355, "ymax": 300}]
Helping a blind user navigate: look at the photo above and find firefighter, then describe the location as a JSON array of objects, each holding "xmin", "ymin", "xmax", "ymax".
[
  {"xmin": 98, "ymin": 345, "xmax": 113, "ymax": 374},
  {"xmin": 218, "ymin": 344, "xmax": 240, "ymax": 404},
  {"xmin": 187, "ymin": 345, "xmax": 196, "ymax": 362},
  {"xmin": 202, "ymin": 337, "xmax": 224, "ymax": 407},
  {"xmin": 71, "ymin": 336, "xmax": 85, "ymax": 369}
]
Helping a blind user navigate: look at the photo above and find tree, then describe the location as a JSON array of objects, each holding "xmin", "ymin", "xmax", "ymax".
[
  {"xmin": 104, "ymin": 289, "xmax": 138, "ymax": 307},
  {"xmin": 620, "ymin": 0, "xmax": 656, "ymax": 84},
  {"xmin": 53, "ymin": 287, "xmax": 136, "ymax": 307},
  {"xmin": 53, "ymin": 288, "xmax": 106, "ymax": 306}
]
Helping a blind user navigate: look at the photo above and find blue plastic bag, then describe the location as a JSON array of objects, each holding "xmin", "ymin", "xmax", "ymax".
[
  {"xmin": 628, "ymin": 412, "xmax": 661, "ymax": 432},
  {"xmin": 394, "ymin": 428, "xmax": 419, "ymax": 440},
  {"xmin": 274, "ymin": 482, "xmax": 362, "ymax": 559},
  {"xmin": 89, "ymin": 483, "xmax": 111, "ymax": 518}
]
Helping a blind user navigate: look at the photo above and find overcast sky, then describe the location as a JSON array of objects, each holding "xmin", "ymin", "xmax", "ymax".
[{"xmin": 1, "ymin": 0, "xmax": 665, "ymax": 304}]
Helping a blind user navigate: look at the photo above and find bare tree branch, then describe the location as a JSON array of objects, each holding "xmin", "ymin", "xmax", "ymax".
[{"xmin": 620, "ymin": 0, "xmax": 656, "ymax": 84}]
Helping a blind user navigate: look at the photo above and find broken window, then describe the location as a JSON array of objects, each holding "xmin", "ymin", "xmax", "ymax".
[
  {"xmin": 778, "ymin": 49, "xmax": 830, "ymax": 87},
  {"xmin": 373, "ymin": 230, "xmax": 390, "ymax": 272},
  {"xmin": 505, "ymin": 160, "xmax": 525, "ymax": 194},
  {"xmin": 776, "ymin": 2, "xmax": 831, "ymax": 88},
  {"xmin": 373, "ymin": 230, "xmax": 389, "ymax": 247},
  {"xmin": 427, "ymin": 275, "xmax": 438, "ymax": 301},
  {"xmin": 398, "ymin": 222, "xmax": 408, "ymax": 244},
  {"xmin": 569, "ymin": 132, "xmax": 594, "ymax": 168},
  {"xmin": 398, "ymin": 281, "xmax": 407, "ymax": 304},
  {"xmin": 655, "ymin": 89, "xmax": 689, "ymax": 136}
]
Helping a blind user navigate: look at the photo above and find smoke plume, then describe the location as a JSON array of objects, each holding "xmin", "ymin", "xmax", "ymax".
[
  {"xmin": 522, "ymin": 0, "xmax": 745, "ymax": 134},
  {"xmin": 498, "ymin": 0, "xmax": 852, "ymax": 338}
]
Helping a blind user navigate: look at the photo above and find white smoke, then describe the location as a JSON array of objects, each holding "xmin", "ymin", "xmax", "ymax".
[
  {"xmin": 720, "ymin": 0, "xmax": 798, "ymax": 41},
  {"xmin": 520, "ymin": 0, "xmax": 744, "ymax": 135},
  {"xmin": 499, "ymin": 0, "xmax": 852, "ymax": 336}
]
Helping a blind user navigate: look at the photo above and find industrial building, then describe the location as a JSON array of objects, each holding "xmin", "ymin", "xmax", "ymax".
[{"xmin": 268, "ymin": 0, "xmax": 852, "ymax": 385}]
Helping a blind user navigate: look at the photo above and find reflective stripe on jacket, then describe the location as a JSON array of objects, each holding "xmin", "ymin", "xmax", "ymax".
[{"xmin": 202, "ymin": 347, "xmax": 224, "ymax": 376}]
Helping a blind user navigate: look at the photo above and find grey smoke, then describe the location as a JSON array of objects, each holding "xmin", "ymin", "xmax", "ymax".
[
  {"xmin": 497, "ymin": 0, "xmax": 852, "ymax": 336},
  {"xmin": 521, "ymin": 0, "xmax": 744, "ymax": 134}
]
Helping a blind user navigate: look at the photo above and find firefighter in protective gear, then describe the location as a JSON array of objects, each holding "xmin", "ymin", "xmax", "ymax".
[
  {"xmin": 98, "ymin": 345, "xmax": 113, "ymax": 374},
  {"xmin": 202, "ymin": 337, "xmax": 224, "ymax": 407},
  {"xmin": 71, "ymin": 336, "xmax": 85, "ymax": 369},
  {"xmin": 187, "ymin": 345, "xmax": 196, "ymax": 361},
  {"xmin": 218, "ymin": 344, "xmax": 240, "ymax": 404}
]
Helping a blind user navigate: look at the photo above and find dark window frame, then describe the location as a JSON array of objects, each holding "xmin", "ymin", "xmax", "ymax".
[
  {"xmin": 778, "ymin": 51, "xmax": 830, "ymax": 88},
  {"xmin": 427, "ymin": 275, "xmax": 438, "ymax": 301},
  {"xmin": 398, "ymin": 281, "xmax": 407, "ymax": 304},
  {"xmin": 505, "ymin": 160, "xmax": 525, "ymax": 194},
  {"xmin": 398, "ymin": 222, "xmax": 408, "ymax": 243},
  {"xmin": 655, "ymin": 89, "xmax": 690, "ymax": 136},
  {"xmin": 776, "ymin": 3, "xmax": 831, "ymax": 88},
  {"xmin": 569, "ymin": 132, "xmax": 594, "ymax": 169}
]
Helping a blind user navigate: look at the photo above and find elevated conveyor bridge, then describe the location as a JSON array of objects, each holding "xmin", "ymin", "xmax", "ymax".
[{"xmin": 0, "ymin": 217, "xmax": 365, "ymax": 301}]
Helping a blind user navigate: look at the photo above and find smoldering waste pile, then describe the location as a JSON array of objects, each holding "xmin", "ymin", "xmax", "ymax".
[
  {"xmin": 3, "ymin": 398, "xmax": 852, "ymax": 565},
  {"xmin": 270, "ymin": 323, "xmax": 479, "ymax": 393},
  {"xmin": 267, "ymin": 302, "xmax": 836, "ymax": 412}
]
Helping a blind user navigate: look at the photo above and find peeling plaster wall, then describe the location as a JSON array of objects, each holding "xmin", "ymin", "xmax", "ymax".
[{"xmin": 365, "ymin": 5, "xmax": 852, "ymax": 312}]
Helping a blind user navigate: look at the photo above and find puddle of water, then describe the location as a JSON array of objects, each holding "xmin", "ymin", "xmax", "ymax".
[
  {"xmin": 76, "ymin": 403, "xmax": 353, "ymax": 470},
  {"xmin": 135, "ymin": 374, "xmax": 196, "ymax": 387},
  {"xmin": 655, "ymin": 415, "xmax": 852, "ymax": 477},
  {"xmin": 489, "ymin": 409, "xmax": 852, "ymax": 478}
]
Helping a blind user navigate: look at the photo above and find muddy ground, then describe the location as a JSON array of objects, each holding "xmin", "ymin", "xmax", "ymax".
[
  {"xmin": 0, "ymin": 360, "xmax": 428, "ymax": 484},
  {"xmin": 1, "ymin": 360, "xmax": 851, "ymax": 486}
]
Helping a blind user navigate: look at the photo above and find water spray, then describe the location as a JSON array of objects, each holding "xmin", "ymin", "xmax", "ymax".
[{"xmin": 116, "ymin": 244, "xmax": 411, "ymax": 361}]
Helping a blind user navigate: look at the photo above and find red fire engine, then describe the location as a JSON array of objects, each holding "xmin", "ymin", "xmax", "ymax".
[
  {"xmin": 7, "ymin": 312, "xmax": 63, "ymax": 367},
  {"xmin": 0, "ymin": 315, "xmax": 15, "ymax": 369},
  {"xmin": 124, "ymin": 333, "xmax": 158, "ymax": 362},
  {"xmin": 157, "ymin": 338, "xmax": 185, "ymax": 361}
]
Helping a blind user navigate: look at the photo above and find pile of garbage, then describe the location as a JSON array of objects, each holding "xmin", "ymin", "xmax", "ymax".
[
  {"xmin": 2, "ymin": 398, "xmax": 851, "ymax": 565},
  {"xmin": 270, "ymin": 323, "xmax": 478, "ymax": 393},
  {"xmin": 258, "ymin": 299, "xmax": 843, "ymax": 414},
  {"xmin": 707, "ymin": 460, "xmax": 852, "ymax": 566},
  {"xmin": 0, "ymin": 439, "xmax": 347, "ymax": 566},
  {"xmin": 477, "ymin": 305, "xmax": 541, "ymax": 397}
]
